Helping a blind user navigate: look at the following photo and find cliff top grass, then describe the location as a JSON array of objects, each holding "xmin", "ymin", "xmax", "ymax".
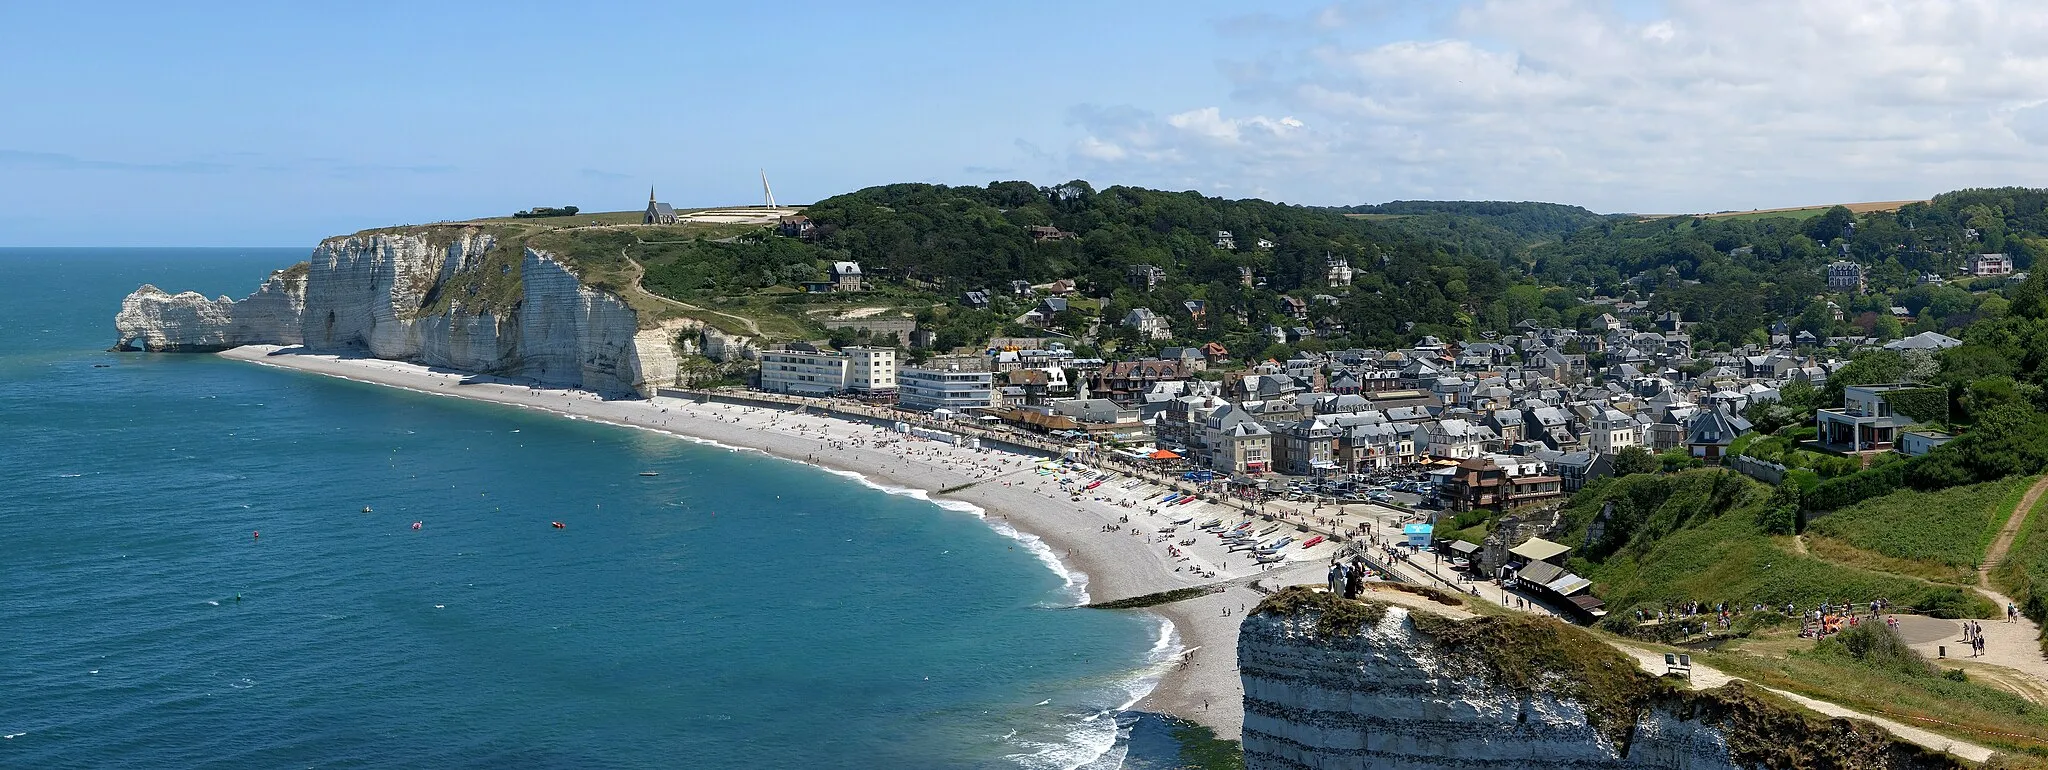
[
  {"xmin": 1564, "ymin": 470, "xmax": 1997, "ymax": 620},
  {"xmin": 334, "ymin": 220, "xmax": 798, "ymax": 333},
  {"xmin": 1703, "ymin": 626, "xmax": 2048, "ymax": 761},
  {"xmin": 1806, "ymin": 475, "xmax": 2034, "ymax": 584}
]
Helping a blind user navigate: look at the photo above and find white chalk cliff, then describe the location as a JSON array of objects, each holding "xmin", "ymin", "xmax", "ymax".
[
  {"xmin": 117, "ymin": 229, "xmax": 693, "ymax": 396},
  {"xmin": 1238, "ymin": 589, "xmax": 1962, "ymax": 769},
  {"xmin": 115, "ymin": 267, "xmax": 307, "ymax": 352}
]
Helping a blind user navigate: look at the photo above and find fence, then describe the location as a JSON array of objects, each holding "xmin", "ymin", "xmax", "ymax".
[{"xmin": 1729, "ymin": 455, "xmax": 1787, "ymax": 485}]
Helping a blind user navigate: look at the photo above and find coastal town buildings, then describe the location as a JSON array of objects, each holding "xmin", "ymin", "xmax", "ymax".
[{"xmin": 898, "ymin": 365, "xmax": 995, "ymax": 412}]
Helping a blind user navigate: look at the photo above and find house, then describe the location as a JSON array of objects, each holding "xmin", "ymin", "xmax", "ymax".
[
  {"xmin": 1214, "ymin": 230, "xmax": 1237, "ymax": 250},
  {"xmin": 1341, "ymin": 422, "xmax": 1416, "ymax": 469},
  {"xmin": 1182, "ymin": 299, "xmax": 1207, "ymax": 326},
  {"xmin": 1009, "ymin": 280, "xmax": 1035, "ymax": 297},
  {"xmin": 1440, "ymin": 456, "xmax": 1564, "ymax": 512},
  {"xmin": 1423, "ymin": 419, "xmax": 1497, "ymax": 459},
  {"xmin": 1326, "ymin": 255, "xmax": 1353, "ymax": 287},
  {"xmin": 961, "ymin": 290, "xmax": 991, "ymax": 310},
  {"xmin": 1201, "ymin": 404, "xmax": 1271, "ymax": 474},
  {"xmin": 1003, "ymin": 367, "xmax": 1072, "ymax": 405},
  {"xmin": 1587, "ymin": 408, "xmax": 1638, "ymax": 454},
  {"xmin": 777, "ymin": 215, "xmax": 814, "ymax": 238},
  {"xmin": 831, "ymin": 262, "xmax": 865, "ymax": 292},
  {"xmin": 1280, "ymin": 296, "xmax": 1309, "ymax": 320},
  {"xmin": 1089, "ymin": 360, "xmax": 1191, "ymax": 404},
  {"xmin": 1238, "ymin": 266, "xmax": 1256, "ymax": 287},
  {"xmin": 1898, "ymin": 429, "xmax": 1955, "ymax": 457},
  {"xmin": 1123, "ymin": 308, "xmax": 1171, "ymax": 340},
  {"xmin": 1027, "ymin": 225, "xmax": 1076, "ymax": 242},
  {"xmin": 1045, "ymin": 278, "xmax": 1078, "ymax": 295},
  {"xmin": 1685, "ymin": 407, "xmax": 1748, "ymax": 464},
  {"xmin": 1024, "ymin": 297, "xmax": 1070, "ymax": 327},
  {"xmin": 1275, "ymin": 417, "xmax": 1343, "ymax": 476},
  {"xmin": 1128, "ymin": 265, "xmax": 1166, "ymax": 290},
  {"xmin": 1968, "ymin": 253, "xmax": 2015, "ymax": 277},
  {"xmin": 1816, "ymin": 383, "xmax": 1943, "ymax": 453},
  {"xmin": 1200, "ymin": 341, "xmax": 1230, "ymax": 363},
  {"xmin": 1883, "ymin": 331, "xmax": 1962, "ymax": 352},
  {"xmin": 1826, "ymin": 261, "xmax": 1866, "ymax": 293},
  {"xmin": 643, "ymin": 188, "xmax": 677, "ymax": 224}
]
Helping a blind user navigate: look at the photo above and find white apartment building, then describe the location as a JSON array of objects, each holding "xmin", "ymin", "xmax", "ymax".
[
  {"xmin": 898, "ymin": 366, "xmax": 994, "ymax": 412},
  {"xmin": 759, "ymin": 344, "xmax": 897, "ymax": 398}
]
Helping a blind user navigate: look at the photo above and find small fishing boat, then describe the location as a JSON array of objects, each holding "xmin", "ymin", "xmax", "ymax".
[
  {"xmin": 1300, "ymin": 535, "xmax": 1326, "ymax": 549},
  {"xmin": 1084, "ymin": 480, "xmax": 1103, "ymax": 491},
  {"xmin": 1198, "ymin": 518, "xmax": 1223, "ymax": 529},
  {"xmin": 1158, "ymin": 526, "xmax": 1178, "ymax": 534},
  {"xmin": 1170, "ymin": 516, "xmax": 1194, "ymax": 525},
  {"xmin": 361, "ymin": 506, "xmax": 373, "ymax": 513},
  {"xmin": 1256, "ymin": 524, "xmax": 1281, "ymax": 536},
  {"xmin": 1255, "ymin": 553, "xmax": 1285, "ymax": 564},
  {"xmin": 1176, "ymin": 496, "xmax": 1198, "ymax": 506},
  {"xmin": 639, "ymin": 471, "xmax": 660, "ymax": 477}
]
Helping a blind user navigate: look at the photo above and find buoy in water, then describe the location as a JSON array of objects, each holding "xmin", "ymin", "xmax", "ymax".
[{"xmin": 411, "ymin": 521, "xmax": 422, "ymax": 530}]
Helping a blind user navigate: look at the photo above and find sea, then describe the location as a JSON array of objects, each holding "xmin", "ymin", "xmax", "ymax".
[{"xmin": 0, "ymin": 248, "xmax": 1204, "ymax": 769}]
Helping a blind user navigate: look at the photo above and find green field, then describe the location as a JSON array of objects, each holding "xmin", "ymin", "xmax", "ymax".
[{"xmin": 1805, "ymin": 476, "xmax": 2033, "ymax": 584}]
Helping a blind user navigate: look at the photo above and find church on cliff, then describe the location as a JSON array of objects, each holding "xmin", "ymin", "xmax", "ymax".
[{"xmin": 644, "ymin": 188, "xmax": 677, "ymax": 224}]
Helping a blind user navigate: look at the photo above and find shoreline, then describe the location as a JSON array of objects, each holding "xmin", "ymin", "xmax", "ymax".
[{"xmin": 215, "ymin": 345, "xmax": 1334, "ymax": 743}]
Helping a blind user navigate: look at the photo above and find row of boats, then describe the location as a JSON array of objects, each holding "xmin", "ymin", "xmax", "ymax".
[{"xmin": 1156, "ymin": 516, "xmax": 1327, "ymax": 564}]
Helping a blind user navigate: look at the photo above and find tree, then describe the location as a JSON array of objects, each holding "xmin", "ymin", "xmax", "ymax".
[{"xmin": 1613, "ymin": 446, "xmax": 1657, "ymax": 478}]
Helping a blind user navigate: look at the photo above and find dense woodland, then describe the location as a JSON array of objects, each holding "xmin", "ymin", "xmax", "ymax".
[{"xmin": 609, "ymin": 183, "xmax": 2048, "ymax": 366}]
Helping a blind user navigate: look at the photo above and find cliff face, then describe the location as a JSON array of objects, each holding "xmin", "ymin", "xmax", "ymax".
[
  {"xmin": 1238, "ymin": 588, "xmax": 1963, "ymax": 770},
  {"xmin": 115, "ymin": 267, "xmax": 307, "ymax": 352},
  {"xmin": 117, "ymin": 229, "xmax": 684, "ymax": 396}
]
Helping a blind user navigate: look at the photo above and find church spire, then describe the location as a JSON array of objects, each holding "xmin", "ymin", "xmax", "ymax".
[{"xmin": 649, "ymin": 185, "xmax": 656, "ymax": 203}]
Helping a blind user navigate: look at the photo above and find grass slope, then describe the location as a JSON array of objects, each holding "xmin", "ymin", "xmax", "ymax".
[
  {"xmin": 1805, "ymin": 477, "xmax": 2033, "ymax": 584},
  {"xmin": 1563, "ymin": 470, "xmax": 1993, "ymax": 618}
]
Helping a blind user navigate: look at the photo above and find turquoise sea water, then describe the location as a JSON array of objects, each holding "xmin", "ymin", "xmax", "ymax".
[{"xmin": 0, "ymin": 248, "xmax": 1172, "ymax": 769}]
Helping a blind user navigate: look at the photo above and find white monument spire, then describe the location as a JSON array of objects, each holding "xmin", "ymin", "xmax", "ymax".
[{"xmin": 760, "ymin": 169, "xmax": 777, "ymax": 208}]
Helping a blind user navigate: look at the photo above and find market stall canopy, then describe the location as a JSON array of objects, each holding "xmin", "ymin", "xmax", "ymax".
[{"xmin": 1148, "ymin": 449, "xmax": 1182, "ymax": 460}]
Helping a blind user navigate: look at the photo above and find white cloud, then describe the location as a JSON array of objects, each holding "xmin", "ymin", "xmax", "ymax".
[{"xmin": 1063, "ymin": 0, "xmax": 2048, "ymax": 212}]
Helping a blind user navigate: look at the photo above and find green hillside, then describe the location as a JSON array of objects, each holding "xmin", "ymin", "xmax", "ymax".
[
  {"xmin": 1805, "ymin": 476, "xmax": 2034, "ymax": 584},
  {"xmin": 1561, "ymin": 470, "xmax": 1992, "ymax": 620}
]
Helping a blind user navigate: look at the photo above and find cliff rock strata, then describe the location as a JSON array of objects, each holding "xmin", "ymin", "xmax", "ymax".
[
  {"xmin": 114, "ymin": 266, "xmax": 308, "ymax": 352},
  {"xmin": 117, "ymin": 230, "xmax": 688, "ymax": 396},
  {"xmin": 1239, "ymin": 588, "xmax": 1962, "ymax": 769}
]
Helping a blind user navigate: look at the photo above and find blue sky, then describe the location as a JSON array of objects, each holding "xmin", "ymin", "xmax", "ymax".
[{"xmin": 6, "ymin": 1, "xmax": 2048, "ymax": 245}]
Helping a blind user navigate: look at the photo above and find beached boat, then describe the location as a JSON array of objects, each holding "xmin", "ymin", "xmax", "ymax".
[
  {"xmin": 1083, "ymin": 480, "xmax": 1103, "ymax": 490},
  {"xmin": 1255, "ymin": 553, "xmax": 1285, "ymax": 564},
  {"xmin": 1170, "ymin": 516, "xmax": 1194, "ymax": 525},
  {"xmin": 1300, "ymin": 535, "xmax": 1326, "ymax": 548},
  {"xmin": 1176, "ymin": 496, "xmax": 1198, "ymax": 505},
  {"xmin": 1158, "ymin": 526, "xmax": 1178, "ymax": 534},
  {"xmin": 1198, "ymin": 518, "xmax": 1223, "ymax": 529},
  {"xmin": 1258, "ymin": 537, "xmax": 1294, "ymax": 552},
  {"xmin": 1256, "ymin": 524, "xmax": 1281, "ymax": 536}
]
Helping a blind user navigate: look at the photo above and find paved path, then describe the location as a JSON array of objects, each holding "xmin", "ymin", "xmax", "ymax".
[{"xmin": 1955, "ymin": 475, "xmax": 2048, "ymax": 697}]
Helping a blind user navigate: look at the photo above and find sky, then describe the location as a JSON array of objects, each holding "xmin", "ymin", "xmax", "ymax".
[{"xmin": 5, "ymin": 0, "xmax": 2048, "ymax": 246}]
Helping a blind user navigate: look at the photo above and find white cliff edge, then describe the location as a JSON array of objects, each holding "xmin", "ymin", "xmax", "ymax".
[
  {"xmin": 116, "ymin": 231, "xmax": 746, "ymax": 397},
  {"xmin": 115, "ymin": 268, "xmax": 307, "ymax": 353},
  {"xmin": 1238, "ymin": 589, "xmax": 1965, "ymax": 769}
]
